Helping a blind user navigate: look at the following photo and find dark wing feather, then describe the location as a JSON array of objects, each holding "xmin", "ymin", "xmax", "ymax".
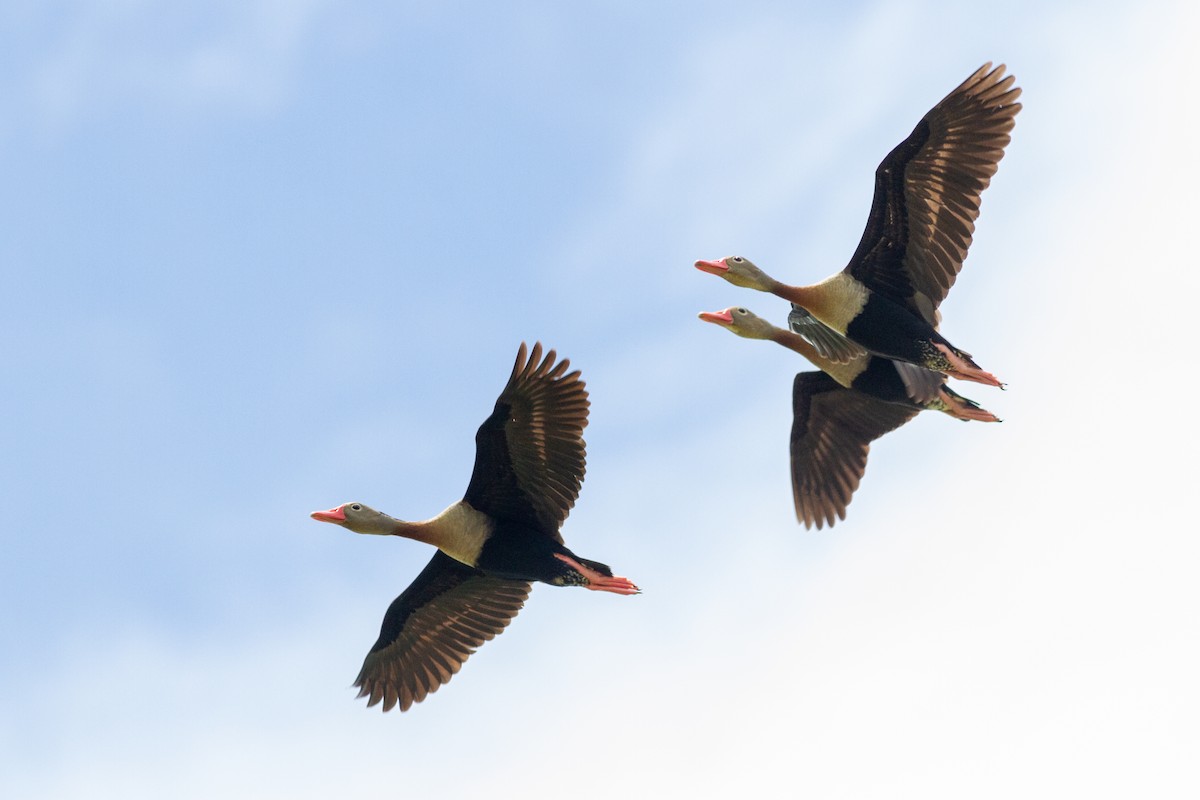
[
  {"xmin": 462, "ymin": 342, "xmax": 589, "ymax": 539},
  {"xmin": 892, "ymin": 359, "xmax": 945, "ymax": 406},
  {"xmin": 844, "ymin": 63, "xmax": 1022, "ymax": 326},
  {"xmin": 790, "ymin": 372, "xmax": 918, "ymax": 529},
  {"xmin": 354, "ymin": 551, "xmax": 531, "ymax": 712},
  {"xmin": 788, "ymin": 304, "xmax": 867, "ymax": 363}
]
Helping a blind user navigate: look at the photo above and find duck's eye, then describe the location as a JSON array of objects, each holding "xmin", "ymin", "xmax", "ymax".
[
  {"xmin": 350, "ymin": 504, "xmax": 362, "ymax": 511},
  {"xmin": 731, "ymin": 256, "xmax": 744, "ymax": 263},
  {"xmin": 736, "ymin": 308, "xmax": 748, "ymax": 314}
]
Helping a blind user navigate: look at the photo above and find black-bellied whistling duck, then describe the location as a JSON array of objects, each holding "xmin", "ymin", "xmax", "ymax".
[
  {"xmin": 695, "ymin": 63, "xmax": 1021, "ymax": 388},
  {"xmin": 699, "ymin": 306, "xmax": 998, "ymax": 528},
  {"xmin": 311, "ymin": 343, "xmax": 637, "ymax": 713}
]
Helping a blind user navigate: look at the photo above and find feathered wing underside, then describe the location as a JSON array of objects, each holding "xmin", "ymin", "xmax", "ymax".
[
  {"xmin": 844, "ymin": 62, "xmax": 1022, "ymax": 325},
  {"xmin": 355, "ymin": 551, "xmax": 531, "ymax": 713},
  {"xmin": 892, "ymin": 359, "xmax": 945, "ymax": 406},
  {"xmin": 462, "ymin": 342, "xmax": 590, "ymax": 539},
  {"xmin": 788, "ymin": 304, "xmax": 867, "ymax": 363},
  {"xmin": 790, "ymin": 372, "xmax": 919, "ymax": 529}
]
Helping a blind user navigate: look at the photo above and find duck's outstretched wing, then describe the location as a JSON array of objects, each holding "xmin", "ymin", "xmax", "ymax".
[
  {"xmin": 463, "ymin": 342, "xmax": 590, "ymax": 539},
  {"xmin": 354, "ymin": 551, "xmax": 531, "ymax": 713},
  {"xmin": 790, "ymin": 371, "xmax": 918, "ymax": 529},
  {"xmin": 844, "ymin": 62, "xmax": 1022, "ymax": 326}
]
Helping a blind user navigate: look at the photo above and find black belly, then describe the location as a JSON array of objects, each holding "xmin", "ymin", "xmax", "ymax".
[
  {"xmin": 845, "ymin": 292, "xmax": 946, "ymax": 362},
  {"xmin": 475, "ymin": 522, "xmax": 572, "ymax": 583},
  {"xmin": 850, "ymin": 357, "xmax": 919, "ymax": 408}
]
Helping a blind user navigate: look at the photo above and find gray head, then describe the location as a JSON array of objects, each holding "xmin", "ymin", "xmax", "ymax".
[
  {"xmin": 693, "ymin": 256, "xmax": 774, "ymax": 291},
  {"xmin": 309, "ymin": 502, "xmax": 396, "ymax": 535},
  {"xmin": 697, "ymin": 306, "xmax": 780, "ymax": 340}
]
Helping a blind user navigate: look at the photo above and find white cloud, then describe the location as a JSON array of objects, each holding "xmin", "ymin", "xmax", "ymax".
[{"xmin": 26, "ymin": 0, "xmax": 329, "ymax": 131}]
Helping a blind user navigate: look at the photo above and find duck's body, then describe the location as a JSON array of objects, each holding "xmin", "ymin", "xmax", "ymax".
[
  {"xmin": 311, "ymin": 342, "xmax": 636, "ymax": 713},
  {"xmin": 695, "ymin": 62, "xmax": 1021, "ymax": 387},
  {"xmin": 312, "ymin": 501, "xmax": 617, "ymax": 587},
  {"xmin": 699, "ymin": 306, "xmax": 997, "ymax": 528},
  {"xmin": 845, "ymin": 347, "xmax": 991, "ymax": 419},
  {"xmin": 702, "ymin": 306, "xmax": 998, "ymax": 421}
]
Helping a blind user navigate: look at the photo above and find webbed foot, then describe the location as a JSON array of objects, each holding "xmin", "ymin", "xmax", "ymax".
[
  {"xmin": 934, "ymin": 343, "xmax": 1005, "ymax": 388},
  {"xmin": 553, "ymin": 553, "xmax": 640, "ymax": 595}
]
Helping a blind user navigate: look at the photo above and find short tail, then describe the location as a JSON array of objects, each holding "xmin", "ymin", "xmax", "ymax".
[
  {"xmin": 935, "ymin": 386, "xmax": 1002, "ymax": 422},
  {"xmin": 941, "ymin": 385, "xmax": 980, "ymax": 408},
  {"xmin": 576, "ymin": 557, "xmax": 614, "ymax": 577}
]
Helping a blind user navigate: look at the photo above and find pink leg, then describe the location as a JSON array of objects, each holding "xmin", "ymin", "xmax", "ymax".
[
  {"xmin": 934, "ymin": 343, "xmax": 1005, "ymax": 389},
  {"xmin": 937, "ymin": 388, "xmax": 1002, "ymax": 422},
  {"xmin": 553, "ymin": 553, "xmax": 640, "ymax": 595}
]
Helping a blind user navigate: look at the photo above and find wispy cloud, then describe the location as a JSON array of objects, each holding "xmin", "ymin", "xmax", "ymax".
[
  {"xmin": 18, "ymin": 0, "xmax": 330, "ymax": 133},
  {"xmin": 4, "ymin": 1, "xmax": 1200, "ymax": 797}
]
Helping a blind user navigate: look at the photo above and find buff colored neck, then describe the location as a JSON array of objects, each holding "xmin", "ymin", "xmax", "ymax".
[
  {"xmin": 767, "ymin": 325, "xmax": 820, "ymax": 364},
  {"xmin": 384, "ymin": 502, "xmax": 492, "ymax": 567},
  {"xmin": 766, "ymin": 325, "xmax": 860, "ymax": 388},
  {"xmin": 767, "ymin": 278, "xmax": 814, "ymax": 307},
  {"xmin": 380, "ymin": 514, "xmax": 439, "ymax": 546}
]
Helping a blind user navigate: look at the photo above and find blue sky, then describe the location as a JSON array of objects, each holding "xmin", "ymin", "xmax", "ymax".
[{"xmin": 3, "ymin": 1, "xmax": 1199, "ymax": 797}]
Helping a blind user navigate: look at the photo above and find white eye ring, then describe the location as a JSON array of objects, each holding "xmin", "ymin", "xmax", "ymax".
[{"xmin": 350, "ymin": 503, "xmax": 362, "ymax": 511}]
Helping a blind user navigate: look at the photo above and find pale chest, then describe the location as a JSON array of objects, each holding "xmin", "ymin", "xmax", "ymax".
[
  {"xmin": 803, "ymin": 273, "xmax": 869, "ymax": 332},
  {"xmin": 427, "ymin": 502, "xmax": 494, "ymax": 567}
]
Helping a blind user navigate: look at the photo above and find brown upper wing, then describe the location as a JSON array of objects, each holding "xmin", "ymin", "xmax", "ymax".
[
  {"xmin": 462, "ymin": 342, "xmax": 590, "ymax": 539},
  {"xmin": 844, "ymin": 63, "xmax": 1022, "ymax": 326},
  {"xmin": 354, "ymin": 551, "xmax": 531, "ymax": 712},
  {"xmin": 790, "ymin": 372, "xmax": 919, "ymax": 529}
]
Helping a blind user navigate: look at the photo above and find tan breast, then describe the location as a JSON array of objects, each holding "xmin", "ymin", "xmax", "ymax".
[
  {"xmin": 426, "ymin": 501, "xmax": 493, "ymax": 567},
  {"xmin": 801, "ymin": 273, "xmax": 870, "ymax": 332},
  {"xmin": 819, "ymin": 355, "xmax": 870, "ymax": 388}
]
